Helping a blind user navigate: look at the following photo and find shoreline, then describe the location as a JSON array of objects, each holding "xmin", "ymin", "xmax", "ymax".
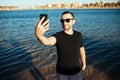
[{"xmin": 0, "ymin": 7, "xmax": 120, "ymax": 11}]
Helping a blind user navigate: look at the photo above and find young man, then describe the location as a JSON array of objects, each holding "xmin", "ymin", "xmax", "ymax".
[{"xmin": 35, "ymin": 11, "xmax": 86, "ymax": 80}]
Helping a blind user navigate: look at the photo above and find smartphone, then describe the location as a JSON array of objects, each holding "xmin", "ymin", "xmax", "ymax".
[{"xmin": 40, "ymin": 14, "xmax": 48, "ymax": 24}]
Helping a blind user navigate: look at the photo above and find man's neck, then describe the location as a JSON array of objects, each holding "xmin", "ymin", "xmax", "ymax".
[{"xmin": 64, "ymin": 29, "xmax": 74, "ymax": 35}]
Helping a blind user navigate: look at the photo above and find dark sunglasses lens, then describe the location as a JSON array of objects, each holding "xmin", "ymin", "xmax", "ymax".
[
  {"xmin": 60, "ymin": 19, "xmax": 72, "ymax": 23},
  {"xmin": 60, "ymin": 19, "xmax": 64, "ymax": 23},
  {"xmin": 66, "ymin": 19, "xmax": 70, "ymax": 23}
]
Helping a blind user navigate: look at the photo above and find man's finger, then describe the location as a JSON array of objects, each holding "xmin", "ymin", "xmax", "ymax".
[
  {"xmin": 42, "ymin": 19, "xmax": 49, "ymax": 27},
  {"xmin": 40, "ymin": 17, "xmax": 45, "ymax": 24},
  {"xmin": 44, "ymin": 23, "xmax": 49, "ymax": 31},
  {"xmin": 37, "ymin": 17, "xmax": 45, "ymax": 27}
]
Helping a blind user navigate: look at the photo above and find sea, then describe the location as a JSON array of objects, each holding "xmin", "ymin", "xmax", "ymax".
[{"xmin": 0, "ymin": 9, "xmax": 120, "ymax": 80}]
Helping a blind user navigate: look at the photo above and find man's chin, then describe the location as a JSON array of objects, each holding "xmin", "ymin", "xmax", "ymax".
[
  {"xmin": 64, "ymin": 28, "xmax": 71, "ymax": 30},
  {"xmin": 63, "ymin": 27, "xmax": 71, "ymax": 30}
]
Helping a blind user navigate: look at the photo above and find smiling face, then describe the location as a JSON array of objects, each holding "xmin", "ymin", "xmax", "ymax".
[{"xmin": 61, "ymin": 13, "xmax": 75, "ymax": 31}]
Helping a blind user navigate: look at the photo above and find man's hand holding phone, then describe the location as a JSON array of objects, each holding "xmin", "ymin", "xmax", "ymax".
[{"xmin": 36, "ymin": 14, "xmax": 49, "ymax": 38}]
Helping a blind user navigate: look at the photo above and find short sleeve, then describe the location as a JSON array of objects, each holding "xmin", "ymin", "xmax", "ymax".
[
  {"xmin": 52, "ymin": 32, "xmax": 60, "ymax": 45},
  {"xmin": 79, "ymin": 33, "xmax": 84, "ymax": 47}
]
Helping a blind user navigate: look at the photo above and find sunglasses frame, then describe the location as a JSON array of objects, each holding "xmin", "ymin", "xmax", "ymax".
[{"xmin": 60, "ymin": 18, "xmax": 74, "ymax": 23}]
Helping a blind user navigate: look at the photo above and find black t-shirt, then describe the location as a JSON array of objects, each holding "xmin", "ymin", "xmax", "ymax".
[{"xmin": 53, "ymin": 30, "xmax": 84, "ymax": 75}]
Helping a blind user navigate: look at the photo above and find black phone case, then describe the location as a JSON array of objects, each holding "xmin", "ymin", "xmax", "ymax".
[{"xmin": 40, "ymin": 14, "xmax": 48, "ymax": 24}]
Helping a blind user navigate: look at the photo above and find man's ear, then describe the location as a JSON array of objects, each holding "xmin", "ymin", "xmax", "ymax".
[{"xmin": 73, "ymin": 19, "xmax": 75, "ymax": 24}]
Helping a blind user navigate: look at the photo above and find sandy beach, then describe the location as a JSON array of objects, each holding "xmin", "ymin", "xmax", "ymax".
[{"xmin": 9, "ymin": 63, "xmax": 119, "ymax": 80}]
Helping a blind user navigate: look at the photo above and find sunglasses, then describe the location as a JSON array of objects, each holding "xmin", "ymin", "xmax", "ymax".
[{"xmin": 60, "ymin": 18, "xmax": 74, "ymax": 23}]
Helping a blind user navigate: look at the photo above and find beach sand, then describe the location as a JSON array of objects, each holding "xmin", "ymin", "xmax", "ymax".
[{"xmin": 10, "ymin": 63, "xmax": 120, "ymax": 80}]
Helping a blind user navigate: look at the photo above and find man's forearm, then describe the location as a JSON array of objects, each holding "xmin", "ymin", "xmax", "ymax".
[
  {"xmin": 80, "ymin": 47, "xmax": 86, "ymax": 70},
  {"xmin": 36, "ymin": 35, "xmax": 50, "ymax": 46}
]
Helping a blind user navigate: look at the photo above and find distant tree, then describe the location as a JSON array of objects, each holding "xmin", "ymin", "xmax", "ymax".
[
  {"xmin": 95, "ymin": 2, "xmax": 99, "ymax": 7},
  {"xmin": 117, "ymin": 1, "xmax": 120, "ymax": 7},
  {"xmin": 70, "ymin": 3, "xmax": 74, "ymax": 8},
  {"xmin": 100, "ymin": 1, "xmax": 104, "ymax": 7},
  {"xmin": 111, "ymin": 2, "xmax": 114, "ymax": 7},
  {"xmin": 100, "ymin": 1, "xmax": 103, "ymax": 4},
  {"xmin": 89, "ymin": 3, "xmax": 94, "ymax": 7}
]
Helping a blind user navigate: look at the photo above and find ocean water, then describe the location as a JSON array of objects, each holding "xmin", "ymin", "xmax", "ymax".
[{"xmin": 0, "ymin": 9, "xmax": 120, "ymax": 80}]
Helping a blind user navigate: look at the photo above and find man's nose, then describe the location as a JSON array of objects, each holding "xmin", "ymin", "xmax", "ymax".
[{"xmin": 63, "ymin": 21, "xmax": 67, "ymax": 24}]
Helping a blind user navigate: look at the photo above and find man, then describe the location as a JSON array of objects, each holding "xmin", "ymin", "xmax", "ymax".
[{"xmin": 35, "ymin": 11, "xmax": 86, "ymax": 80}]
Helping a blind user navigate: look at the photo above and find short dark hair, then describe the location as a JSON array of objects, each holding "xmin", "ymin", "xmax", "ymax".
[{"xmin": 61, "ymin": 11, "xmax": 75, "ymax": 19}]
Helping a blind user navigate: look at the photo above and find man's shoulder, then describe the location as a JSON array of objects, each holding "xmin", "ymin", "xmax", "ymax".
[
  {"xmin": 54, "ymin": 31, "xmax": 64, "ymax": 35},
  {"xmin": 52, "ymin": 30, "xmax": 63, "ymax": 37},
  {"xmin": 57, "ymin": 31, "xmax": 64, "ymax": 34},
  {"xmin": 74, "ymin": 30, "xmax": 82, "ymax": 35}
]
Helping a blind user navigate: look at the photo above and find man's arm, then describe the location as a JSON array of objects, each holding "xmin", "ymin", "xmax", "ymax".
[
  {"xmin": 80, "ymin": 47, "xmax": 86, "ymax": 71},
  {"xmin": 35, "ymin": 17, "xmax": 56, "ymax": 46}
]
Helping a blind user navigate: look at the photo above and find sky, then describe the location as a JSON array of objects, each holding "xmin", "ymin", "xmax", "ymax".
[{"xmin": 0, "ymin": 0, "xmax": 119, "ymax": 7}]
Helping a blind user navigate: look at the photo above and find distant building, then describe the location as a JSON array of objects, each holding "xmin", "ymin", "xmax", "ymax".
[
  {"xmin": 0, "ymin": 1, "xmax": 120, "ymax": 10},
  {"xmin": 0, "ymin": 6, "xmax": 19, "ymax": 10}
]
